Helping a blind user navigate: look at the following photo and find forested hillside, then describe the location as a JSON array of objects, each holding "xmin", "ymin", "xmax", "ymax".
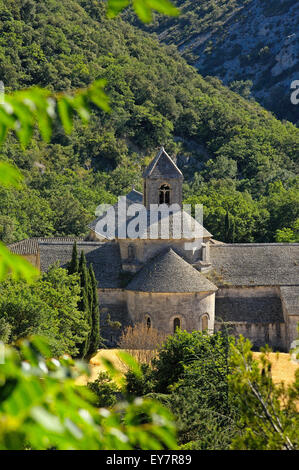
[
  {"xmin": 0, "ymin": 0, "xmax": 298, "ymax": 244},
  {"xmin": 127, "ymin": 0, "xmax": 299, "ymax": 124}
]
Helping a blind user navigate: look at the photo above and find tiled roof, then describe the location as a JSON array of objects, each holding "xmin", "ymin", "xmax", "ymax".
[
  {"xmin": 38, "ymin": 241, "xmax": 122, "ymax": 288},
  {"xmin": 210, "ymin": 244, "xmax": 299, "ymax": 286},
  {"xmin": 8, "ymin": 238, "xmax": 39, "ymax": 255},
  {"xmin": 8, "ymin": 237, "xmax": 84, "ymax": 255},
  {"xmin": 127, "ymin": 248, "xmax": 217, "ymax": 293},
  {"xmin": 143, "ymin": 147, "xmax": 183, "ymax": 179}
]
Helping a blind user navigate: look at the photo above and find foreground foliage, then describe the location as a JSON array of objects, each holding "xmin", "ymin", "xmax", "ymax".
[
  {"xmin": 124, "ymin": 330, "xmax": 239, "ymax": 449},
  {"xmin": 0, "ymin": 266, "xmax": 89, "ymax": 357},
  {"xmin": 229, "ymin": 337, "xmax": 299, "ymax": 450},
  {"xmin": 0, "ymin": 336, "xmax": 177, "ymax": 450},
  {"xmin": 122, "ymin": 329, "xmax": 299, "ymax": 450}
]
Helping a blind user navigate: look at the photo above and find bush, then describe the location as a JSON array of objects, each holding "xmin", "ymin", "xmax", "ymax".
[
  {"xmin": 87, "ymin": 372, "xmax": 119, "ymax": 408},
  {"xmin": 118, "ymin": 322, "xmax": 167, "ymax": 364},
  {"xmin": 152, "ymin": 329, "xmax": 230, "ymax": 393},
  {"xmin": 125, "ymin": 363, "xmax": 155, "ymax": 397}
]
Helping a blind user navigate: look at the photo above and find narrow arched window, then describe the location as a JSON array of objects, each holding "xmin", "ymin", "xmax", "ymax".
[
  {"xmin": 146, "ymin": 317, "xmax": 151, "ymax": 329},
  {"xmin": 201, "ymin": 315, "xmax": 209, "ymax": 331},
  {"xmin": 159, "ymin": 184, "xmax": 170, "ymax": 205},
  {"xmin": 128, "ymin": 244, "xmax": 135, "ymax": 261},
  {"xmin": 173, "ymin": 317, "xmax": 181, "ymax": 333}
]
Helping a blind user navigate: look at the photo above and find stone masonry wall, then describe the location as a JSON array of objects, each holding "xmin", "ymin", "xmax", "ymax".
[
  {"xmin": 144, "ymin": 177, "xmax": 182, "ymax": 209},
  {"xmin": 214, "ymin": 286, "xmax": 287, "ymax": 350},
  {"xmin": 126, "ymin": 290, "xmax": 215, "ymax": 335},
  {"xmin": 215, "ymin": 321, "xmax": 287, "ymax": 351},
  {"xmin": 99, "ymin": 289, "xmax": 129, "ymax": 347}
]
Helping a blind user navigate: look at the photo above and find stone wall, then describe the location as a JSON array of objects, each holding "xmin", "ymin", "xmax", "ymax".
[
  {"xmin": 215, "ymin": 321, "xmax": 287, "ymax": 351},
  {"xmin": 99, "ymin": 289, "xmax": 129, "ymax": 347},
  {"xmin": 126, "ymin": 290, "xmax": 215, "ymax": 335},
  {"xmin": 119, "ymin": 239, "xmax": 199, "ymax": 270},
  {"xmin": 23, "ymin": 253, "xmax": 40, "ymax": 269},
  {"xmin": 214, "ymin": 286, "xmax": 287, "ymax": 350},
  {"xmin": 280, "ymin": 286, "xmax": 299, "ymax": 349},
  {"xmin": 144, "ymin": 177, "xmax": 182, "ymax": 209}
]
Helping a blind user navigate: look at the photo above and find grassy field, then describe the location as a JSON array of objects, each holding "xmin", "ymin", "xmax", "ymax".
[
  {"xmin": 76, "ymin": 349, "xmax": 298, "ymax": 386},
  {"xmin": 253, "ymin": 352, "xmax": 298, "ymax": 387},
  {"xmin": 76, "ymin": 349, "xmax": 128, "ymax": 385}
]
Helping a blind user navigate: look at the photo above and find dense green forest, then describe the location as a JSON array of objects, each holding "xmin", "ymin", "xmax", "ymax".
[{"xmin": 0, "ymin": 0, "xmax": 298, "ymax": 243}]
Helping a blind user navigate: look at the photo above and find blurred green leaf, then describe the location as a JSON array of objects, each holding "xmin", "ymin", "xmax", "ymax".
[
  {"xmin": 0, "ymin": 338, "xmax": 177, "ymax": 450},
  {"xmin": 0, "ymin": 242, "xmax": 38, "ymax": 282},
  {"xmin": 107, "ymin": 0, "xmax": 130, "ymax": 18},
  {"xmin": 0, "ymin": 81, "xmax": 109, "ymax": 148},
  {"xmin": 31, "ymin": 407, "xmax": 64, "ymax": 433},
  {"xmin": 117, "ymin": 351, "xmax": 142, "ymax": 377},
  {"xmin": 107, "ymin": 0, "xmax": 179, "ymax": 22},
  {"xmin": 57, "ymin": 98, "xmax": 74, "ymax": 135},
  {"xmin": 0, "ymin": 162, "xmax": 23, "ymax": 188}
]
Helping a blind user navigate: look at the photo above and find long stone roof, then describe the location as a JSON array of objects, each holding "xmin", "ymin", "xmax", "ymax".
[
  {"xmin": 143, "ymin": 147, "xmax": 183, "ymax": 179},
  {"xmin": 210, "ymin": 244, "xmax": 299, "ymax": 286},
  {"xmin": 8, "ymin": 237, "xmax": 83, "ymax": 255},
  {"xmin": 9, "ymin": 238, "xmax": 299, "ymax": 291},
  {"xmin": 9, "ymin": 238, "xmax": 123, "ymax": 288},
  {"xmin": 38, "ymin": 240, "xmax": 122, "ymax": 288},
  {"xmin": 127, "ymin": 248, "xmax": 217, "ymax": 293}
]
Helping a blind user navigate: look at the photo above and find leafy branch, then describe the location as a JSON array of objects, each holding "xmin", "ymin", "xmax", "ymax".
[
  {"xmin": 0, "ymin": 80, "xmax": 109, "ymax": 148},
  {"xmin": 107, "ymin": 0, "xmax": 179, "ymax": 22}
]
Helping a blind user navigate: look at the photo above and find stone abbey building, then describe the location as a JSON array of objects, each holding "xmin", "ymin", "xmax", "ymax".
[{"xmin": 9, "ymin": 148, "xmax": 299, "ymax": 351}]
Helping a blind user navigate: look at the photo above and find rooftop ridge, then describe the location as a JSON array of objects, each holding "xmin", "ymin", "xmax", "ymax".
[
  {"xmin": 143, "ymin": 147, "xmax": 183, "ymax": 179},
  {"xmin": 38, "ymin": 241, "xmax": 104, "ymax": 246},
  {"xmin": 211, "ymin": 243, "xmax": 299, "ymax": 247}
]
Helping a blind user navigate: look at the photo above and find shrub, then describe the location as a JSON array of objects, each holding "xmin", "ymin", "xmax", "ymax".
[
  {"xmin": 87, "ymin": 372, "xmax": 119, "ymax": 408},
  {"xmin": 118, "ymin": 322, "xmax": 167, "ymax": 364}
]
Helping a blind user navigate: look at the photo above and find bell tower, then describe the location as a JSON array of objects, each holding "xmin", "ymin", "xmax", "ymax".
[{"xmin": 143, "ymin": 147, "xmax": 183, "ymax": 210}]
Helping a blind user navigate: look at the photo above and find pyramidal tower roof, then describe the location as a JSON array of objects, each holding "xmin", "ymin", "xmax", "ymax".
[
  {"xmin": 143, "ymin": 147, "xmax": 183, "ymax": 179},
  {"xmin": 127, "ymin": 248, "xmax": 217, "ymax": 293}
]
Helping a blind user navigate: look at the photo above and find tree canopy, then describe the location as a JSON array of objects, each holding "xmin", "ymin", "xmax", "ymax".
[{"xmin": 0, "ymin": 0, "xmax": 298, "ymax": 244}]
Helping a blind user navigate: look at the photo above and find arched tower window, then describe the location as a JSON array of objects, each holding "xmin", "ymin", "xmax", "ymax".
[
  {"xmin": 128, "ymin": 244, "xmax": 135, "ymax": 261},
  {"xmin": 146, "ymin": 316, "xmax": 151, "ymax": 329},
  {"xmin": 159, "ymin": 184, "xmax": 170, "ymax": 205},
  {"xmin": 173, "ymin": 317, "xmax": 181, "ymax": 333},
  {"xmin": 201, "ymin": 314, "xmax": 209, "ymax": 332}
]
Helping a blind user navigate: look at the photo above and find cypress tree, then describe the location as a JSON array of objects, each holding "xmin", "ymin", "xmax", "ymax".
[
  {"xmin": 224, "ymin": 211, "xmax": 230, "ymax": 242},
  {"xmin": 87, "ymin": 264, "xmax": 100, "ymax": 357},
  {"xmin": 68, "ymin": 241, "xmax": 79, "ymax": 274},
  {"xmin": 78, "ymin": 250, "xmax": 92, "ymax": 358},
  {"xmin": 79, "ymin": 288, "xmax": 91, "ymax": 358},
  {"xmin": 231, "ymin": 217, "xmax": 236, "ymax": 243},
  {"xmin": 69, "ymin": 246, "xmax": 100, "ymax": 359},
  {"xmin": 225, "ymin": 211, "xmax": 236, "ymax": 243}
]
